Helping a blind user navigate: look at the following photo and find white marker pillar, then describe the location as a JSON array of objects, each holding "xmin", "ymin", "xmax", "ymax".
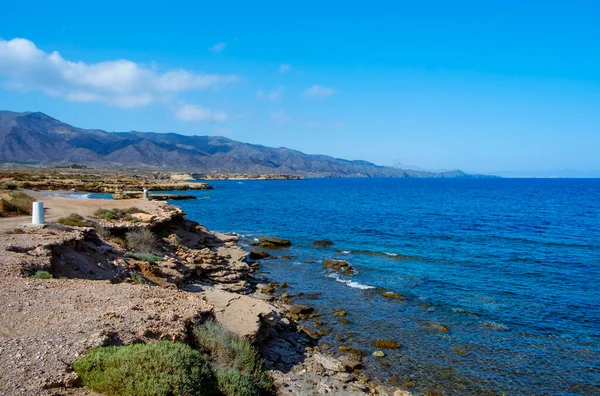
[
  {"xmin": 143, "ymin": 189, "xmax": 149, "ymax": 200},
  {"xmin": 32, "ymin": 201, "xmax": 45, "ymax": 225}
]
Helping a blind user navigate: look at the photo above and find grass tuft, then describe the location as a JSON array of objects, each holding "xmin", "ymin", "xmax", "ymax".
[
  {"xmin": 124, "ymin": 251, "xmax": 163, "ymax": 264},
  {"xmin": 73, "ymin": 341, "xmax": 218, "ymax": 396},
  {"xmin": 57, "ymin": 213, "xmax": 88, "ymax": 227},
  {"xmin": 30, "ymin": 270, "xmax": 53, "ymax": 279}
]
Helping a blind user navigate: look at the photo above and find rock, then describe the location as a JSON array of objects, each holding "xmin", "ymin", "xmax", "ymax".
[
  {"xmin": 381, "ymin": 291, "xmax": 405, "ymax": 300},
  {"xmin": 281, "ymin": 255, "xmax": 295, "ymax": 259},
  {"xmin": 373, "ymin": 350, "xmax": 385, "ymax": 358},
  {"xmin": 163, "ymin": 234, "xmax": 183, "ymax": 248},
  {"xmin": 287, "ymin": 304, "xmax": 314, "ymax": 315},
  {"xmin": 130, "ymin": 213, "xmax": 155, "ymax": 223},
  {"xmin": 394, "ymin": 390, "xmax": 413, "ymax": 396},
  {"xmin": 373, "ymin": 339, "xmax": 402, "ymax": 349},
  {"xmin": 249, "ymin": 249, "xmax": 270, "ymax": 260},
  {"xmin": 432, "ymin": 323, "xmax": 450, "ymax": 333},
  {"xmin": 258, "ymin": 237, "xmax": 291, "ymax": 248},
  {"xmin": 313, "ymin": 353, "xmax": 346, "ymax": 372},
  {"xmin": 332, "ymin": 310, "xmax": 347, "ymax": 317},
  {"xmin": 335, "ymin": 372, "xmax": 355, "ymax": 383},
  {"xmin": 256, "ymin": 282, "xmax": 277, "ymax": 295},
  {"xmin": 339, "ymin": 346, "xmax": 363, "ymax": 356},
  {"xmin": 313, "ymin": 240, "xmax": 334, "ymax": 247},
  {"xmin": 322, "ymin": 259, "xmax": 355, "ymax": 275}
]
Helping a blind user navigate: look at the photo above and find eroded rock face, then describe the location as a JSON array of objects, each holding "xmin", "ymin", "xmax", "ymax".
[{"xmin": 258, "ymin": 237, "xmax": 291, "ymax": 248}]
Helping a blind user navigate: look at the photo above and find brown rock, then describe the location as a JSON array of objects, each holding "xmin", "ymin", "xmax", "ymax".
[
  {"xmin": 373, "ymin": 339, "xmax": 402, "ymax": 349},
  {"xmin": 249, "ymin": 249, "xmax": 270, "ymax": 260},
  {"xmin": 313, "ymin": 240, "xmax": 334, "ymax": 247},
  {"xmin": 258, "ymin": 237, "xmax": 291, "ymax": 248}
]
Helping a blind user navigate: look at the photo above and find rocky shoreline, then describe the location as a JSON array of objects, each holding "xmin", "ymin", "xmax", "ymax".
[{"xmin": 0, "ymin": 196, "xmax": 410, "ymax": 395}]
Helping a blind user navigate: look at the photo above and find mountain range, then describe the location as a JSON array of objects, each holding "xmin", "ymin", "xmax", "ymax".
[{"xmin": 0, "ymin": 110, "xmax": 477, "ymax": 178}]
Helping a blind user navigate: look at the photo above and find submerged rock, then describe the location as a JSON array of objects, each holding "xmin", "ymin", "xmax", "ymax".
[
  {"xmin": 373, "ymin": 340, "xmax": 402, "ymax": 349},
  {"xmin": 313, "ymin": 240, "xmax": 334, "ymax": 247},
  {"xmin": 258, "ymin": 237, "xmax": 291, "ymax": 248},
  {"xmin": 381, "ymin": 291, "xmax": 405, "ymax": 300},
  {"xmin": 332, "ymin": 310, "xmax": 347, "ymax": 317},
  {"xmin": 373, "ymin": 350, "xmax": 385, "ymax": 358}
]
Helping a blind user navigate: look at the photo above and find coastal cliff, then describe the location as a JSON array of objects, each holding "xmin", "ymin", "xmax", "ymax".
[{"xmin": 0, "ymin": 195, "xmax": 408, "ymax": 395}]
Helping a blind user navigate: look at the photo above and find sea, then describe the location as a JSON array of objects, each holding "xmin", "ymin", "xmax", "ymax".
[{"xmin": 169, "ymin": 178, "xmax": 599, "ymax": 395}]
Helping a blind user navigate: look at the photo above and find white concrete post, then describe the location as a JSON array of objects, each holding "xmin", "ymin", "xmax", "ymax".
[
  {"xmin": 143, "ymin": 189, "xmax": 149, "ymax": 200},
  {"xmin": 32, "ymin": 201, "xmax": 45, "ymax": 225}
]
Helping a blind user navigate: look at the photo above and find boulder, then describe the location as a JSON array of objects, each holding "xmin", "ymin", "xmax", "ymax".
[
  {"xmin": 249, "ymin": 249, "xmax": 270, "ymax": 260},
  {"xmin": 258, "ymin": 237, "xmax": 291, "ymax": 248},
  {"xmin": 312, "ymin": 240, "xmax": 334, "ymax": 247},
  {"xmin": 373, "ymin": 350, "xmax": 385, "ymax": 358},
  {"xmin": 313, "ymin": 353, "xmax": 346, "ymax": 372}
]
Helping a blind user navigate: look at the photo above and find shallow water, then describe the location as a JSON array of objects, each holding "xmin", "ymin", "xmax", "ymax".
[{"xmin": 172, "ymin": 178, "xmax": 600, "ymax": 395}]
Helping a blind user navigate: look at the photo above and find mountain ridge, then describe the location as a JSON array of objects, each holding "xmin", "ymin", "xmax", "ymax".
[{"xmin": 0, "ymin": 110, "xmax": 481, "ymax": 178}]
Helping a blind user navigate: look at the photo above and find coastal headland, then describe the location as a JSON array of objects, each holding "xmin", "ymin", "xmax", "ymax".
[{"xmin": 0, "ymin": 191, "xmax": 410, "ymax": 395}]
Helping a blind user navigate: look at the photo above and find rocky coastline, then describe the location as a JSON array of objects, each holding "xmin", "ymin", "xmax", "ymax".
[{"xmin": 0, "ymin": 196, "xmax": 409, "ymax": 395}]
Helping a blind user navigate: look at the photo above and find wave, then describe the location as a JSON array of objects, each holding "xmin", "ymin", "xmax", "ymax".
[
  {"xmin": 326, "ymin": 273, "xmax": 374, "ymax": 290},
  {"xmin": 69, "ymin": 193, "xmax": 90, "ymax": 199},
  {"xmin": 338, "ymin": 249, "xmax": 418, "ymax": 260}
]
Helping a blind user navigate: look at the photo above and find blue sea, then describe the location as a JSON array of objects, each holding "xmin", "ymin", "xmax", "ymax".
[{"xmin": 172, "ymin": 178, "xmax": 600, "ymax": 395}]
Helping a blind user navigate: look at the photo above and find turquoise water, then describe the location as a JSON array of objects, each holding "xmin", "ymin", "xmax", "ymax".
[{"xmin": 172, "ymin": 178, "xmax": 600, "ymax": 395}]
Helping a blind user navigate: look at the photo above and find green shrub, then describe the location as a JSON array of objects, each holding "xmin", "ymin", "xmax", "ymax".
[
  {"xmin": 128, "ymin": 270, "xmax": 149, "ymax": 285},
  {"xmin": 30, "ymin": 270, "xmax": 53, "ymax": 279},
  {"xmin": 193, "ymin": 321, "xmax": 272, "ymax": 393},
  {"xmin": 120, "ymin": 207, "xmax": 148, "ymax": 215},
  {"xmin": 93, "ymin": 208, "xmax": 119, "ymax": 220},
  {"xmin": 125, "ymin": 229, "xmax": 156, "ymax": 253},
  {"xmin": 73, "ymin": 341, "xmax": 218, "ymax": 396},
  {"xmin": 18, "ymin": 182, "xmax": 32, "ymax": 189},
  {"xmin": 217, "ymin": 369, "xmax": 261, "ymax": 396},
  {"xmin": 57, "ymin": 213, "xmax": 88, "ymax": 227},
  {"xmin": 124, "ymin": 251, "xmax": 163, "ymax": 264}
]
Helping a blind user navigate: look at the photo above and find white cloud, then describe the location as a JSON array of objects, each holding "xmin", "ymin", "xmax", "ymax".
[
  {"xmin": 256, "ymin": 86, "xmax": 284, "ymax": 101},
  {"xmin": 209, "ymin": 42, "xmax": 227, "ymax": 53},
  {"xmin": 175, "ymin": 103, "xmax": 227, "ymax": 123},
  {"xmin": 271, "ymin": 110, "xmax": 291, "ymax": 125},
  {"xmin": 279, "ymin": 64, "xmax": 291, "ymax": 73},
  {"xmin": 304, "ymin": 84, "xmax": 335, "ymax": 98},
  {"xmin": 0, "ymin": 38, "xmax": 239, "ymax": 109}
]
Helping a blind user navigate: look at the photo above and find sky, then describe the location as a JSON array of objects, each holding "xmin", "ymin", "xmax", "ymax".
[{"xmin": 1, "ymin": 1, "xmax": 599, "ymax": 176}]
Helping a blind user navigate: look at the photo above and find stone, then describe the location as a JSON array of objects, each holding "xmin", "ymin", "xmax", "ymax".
[
  {"xmin": 373, "ymin": 340, "xmax": 402, "ymax": 349},
  {"xmin": 257, "ymin": 237, "xmax": 291, "ymax": 248},
  {"xmin": 373, "ymin": 350, "xmax": 385, "ymax": 358},
  {"xmin": 249, "ymin": 249, "xmax": 270, "ymax": 260},
  {"xmin": 163, "ymin": 234, "xmax": 183, "ymax": 248},
  {"xmin": 394, "ymin": 390, "xmax": 413, "ymax": 396},
  {"xmin": 312, "ymin": 240, "xmax": 334, "ymax": 247},
  {"xmin": 332, "ymin": 310, "xmax": 347, "ymax": 317}
]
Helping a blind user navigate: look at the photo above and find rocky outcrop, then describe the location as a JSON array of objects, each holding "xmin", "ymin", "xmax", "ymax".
[{"xmin": 313, "ymin": 240, "xmax": 334, "ymax": 247}]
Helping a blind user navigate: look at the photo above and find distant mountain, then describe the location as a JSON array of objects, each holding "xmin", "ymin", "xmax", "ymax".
[{"xmin": 0, "ymin": 111, "xmax": 482, "ymax": 178}]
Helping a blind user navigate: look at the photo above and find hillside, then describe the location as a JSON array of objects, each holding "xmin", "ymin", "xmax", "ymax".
[{"xmin": 0, "ymin": 110, "xmax": 473, "ymax": 178}]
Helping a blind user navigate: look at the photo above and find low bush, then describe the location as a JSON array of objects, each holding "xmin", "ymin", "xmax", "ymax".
[
  {"xmin": 57, "ymin": 213, "xmax": 88, "ymax": 227},
  {"xmin": 0, "ymin": 182, "xmax": 18, "ymax": 190},
  {"xmin": 125, "ymin": 229, "xmax": 156, "ymax": 253},
  {"xmin": 193, "ymin": 321, "xmax": 272, "ymax": 393},
  {"xmin": 30, "ymin": 270, "xmax": 53, "ymax": 279},
  {"xmin": 73, "ymin": 341, "xmax": 218, "ymax": 396},
  {"xmin": 93, "ymin": 208, "xmax": 119, "ymax": 220},
  {"xmin": 217, "ymin": 369, "xmax": 261, "ymax": 396},
  {"xmin": 3, "ymin": 192, "xmax": 36, "ymax": 215},
  {"xmin": 124, "ymin": 251, "xmax": 163, "ymax": 264},
  {"xmin": 18, "ymin": 182, "xmax": 32, "ymax": 189},
  {"xmin": 5, "ymin": 228, "xmax": 25, "ymax": 234},
  {"xmin": 92, "ymin": 207, "xmax": 148, "ymax": 221}
]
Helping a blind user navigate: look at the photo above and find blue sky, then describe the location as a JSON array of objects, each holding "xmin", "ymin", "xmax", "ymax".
[{"xmin": 1, "ymin": 1, "xmax": 599, "ymax": 176}]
